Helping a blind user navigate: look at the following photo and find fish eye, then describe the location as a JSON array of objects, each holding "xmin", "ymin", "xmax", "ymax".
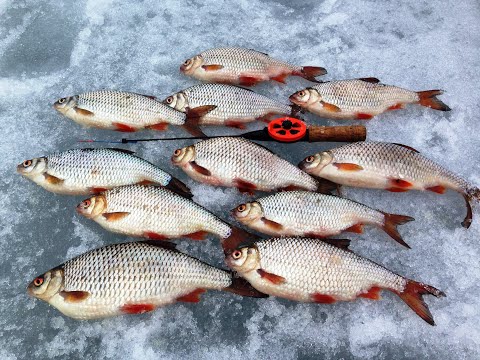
[
  {"xmin": 166, "ymin": 96, "xmax": 173, "ymax": 104},
  {"xmin": 184, "ymin": 59, "xmax": 191, "ymax": 66},
  {"xmin": 237, "ymin": 204, "xmax": 246, "ymax": 212},
  {"xmin": 232, "ymin": 250, "xmax": 242, "ymax": 260},
  {"xmin": 33, "ymin": 277, "xmax": 44, "ymax": 287},
  {"xmin": 305, "ymin": 156, "xmax": 315, "ymax": 163},
  {"xmin": 298, "ymin": 91, "xmax": 305, "ymax": 97},
  {"xmin": 23, "ymin": 160, "xmax": 32, "ymax": 167},
  {"xmin": 83, "ymin": 199, "xmax": 91, "ymax": 208},
  {"xmin": 174, "ymin": 149, "xmax": 182, "ymax": 156},
  {"xmin": 58, "ymin": 98, "xmax": 66, "ymax": 104}
]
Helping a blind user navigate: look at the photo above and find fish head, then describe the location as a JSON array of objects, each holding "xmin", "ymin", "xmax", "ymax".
[
  {"xmin": 16, "ymin": 157, "xmax": 47, "ymax": 177},
  {"xmin": 76, "ymin": 195, "xmax": 107, "ymax": 218},
  {"xmin": 298, "ymin": 151, "xmax": 333, "ymax": 174},
  {"xmin": 171, "ymin": 145, "xmax": 195, "ymax": 166},
  {"xmin": 163, "ymin": 92, "xmax": 188, "ymax": 112},
  {"xmin": 180, "ymin": 54, "xmax": 204, "ymax": 75},
  {"xmin": 289, "ymin": 88, "xmax": 319, "ymax": 107},
  {"xmin": 53, "ymin": 96, "xmax": 78, "ymax": 114},
  {"xmin": 232, "ymin": 202, "xmax": 263, "ymax": 225},
  {"xmin": 226, "ymin": 245, "xmax": 260, "ymax": 274},
  {"xmin": 27, "ymin": 267, "xmax": 64, "ymax": 301}
]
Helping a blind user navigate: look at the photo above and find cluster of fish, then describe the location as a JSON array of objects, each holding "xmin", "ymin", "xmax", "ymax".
[{"xmin": 21, "ymin": 47, "xmax": 476, "ymax": 326}]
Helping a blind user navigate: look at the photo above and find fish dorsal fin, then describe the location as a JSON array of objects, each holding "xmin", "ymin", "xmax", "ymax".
[
  {"xmin": 392, "ymin": 143, "xmax": 419, "ymax": 153},
  {"xmin": 358, "ymin": 77, "xmax": 380, "ymax": 83},
  {"xmin": 143, "ymin": 240, "xmax": 177, "ymax": 251},
  {"xmin": 245, "ymin": 139, "xmax": 276, "ymax": 155},
  {"xmin": 250, "ymin": 49, "xmax": 269, "ymax": 56},
  {"xmin": 81, "ymin": 148, "xmax": 135, "ymax": 155},
  {"xmin": 320, "ymin": 238, "xmax": 351, "ymax": 251},
  {"xmin": 132, "ymin": 93, "xmax": 156, "ymax": 100}
]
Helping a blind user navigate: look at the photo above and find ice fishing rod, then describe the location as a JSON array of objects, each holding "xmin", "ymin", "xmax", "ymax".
[{"xmin": 80, "ymin": 117, "xmax": 367, "ymax": 144}]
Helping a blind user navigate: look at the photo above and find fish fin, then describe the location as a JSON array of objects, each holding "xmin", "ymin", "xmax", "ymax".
[
  {"xmin": 299, "ymin": 66, "xmax": 327, "ymax": 82},
  {"xmin": 417, "ymin": 90, "xmax": 451, "ymax": 111},
  {"xmin": 221, "ymin": 227, "xmax": 260, "ymax": 255},
  {"xmin": 190, "ymin": 161, "xmax": 211, "ymax": 176},
  {"xmin": 225, "ymin": 120, "xmax": 247, "ymax": 129},
  {"xmin": 257, "ymin": 269, "xmax": 286, "ymax": 285},
  {"xmin": 224, "ymin": 275, "xmax": 269, "ymax": 298},
  {"xmin": 75, "ymin": 107, "xmax": 94, "ymax": 116},
  {"xmin": 239, "ymin": 75, "xmax": 261, "ymax": 87},
  {"xmin": 89, "ymin": 187, "xmax": 108, "ymax": 193},
  {"xmin": 113, "ymin": 122, "xmax": 137, "ymax": 132},
  {"xmin": 261, "ymin": 217, "xmax": 284, "ymax": 231},
  {"xmin": 345, "ymin": 224, "xmax": 364, "ymax": 234},
  {"xmin": 182, "ymin": 114, "xmax": 206, "ymax": 137},
  {"xmin": 250, "ymin": 49, "xmax": 269, "ymax": 56},
  {"xmin": 359, "ymin": 286, "xmax": 382, "ymax": 300},
  {"xmin": 103, "ymin": 148, "xmax": 135, "ymax": 155},
  {"xmin": 59, "ymin": 290, "xmax": 90, "ymax": 303},
  {"xmin": 177, "ymin": 288, "xmax": 206, "ymax": 303},
  {"xmin": 381, "ymin": 213, "xmax": 414, "ymax": 249},
  {"xmin": 320, "ymin": 101, "xmax": 341, "ymax": 113},
  {"xmin": 462, "ymin": 188, "xmax": 480, "ymax": 228},
  {"xmin": 146, "ymin": 123, "xmax": 168, "ymax": 131},
  {"xmin": 186, "ymin": 231, "xmax": 208, "ymax": 241},
  {"xmin": 143, "ymin": 232, "xmax": 169, "ymax": 241},
  {"xmin": 388, "ymin": 103, "xmax": 405, "ymax": 111},
  {"xmin": 44, "ymin": 173, "xmax": 64, "ymax": 185},
  {"xmin": 103, "ymin": 212, "xmax": 130, "ymax": 221},
  {"xmin": 392, "ymin": 143, "xmax": 419, "ymax": 153},
  {"xmin": 164, "ymin": 177, "xmax": 193, "ymax": 199},
  {"xmin": 358, "ymin": 77, "xmax": 380, "ymax": 83},
  {"xmin": 233, "ymin": 178, "xmax": 257, "ymax": 195},
  {"xmin": 202, "ymin": 64, "xmax": 224, "ymax": 71},
  {"xmin": 333, "ymin": 163, "xmax": 364, "ymax": 171},
  {"xmin": 356, "ymin": 113, "xmax": 374, "ymax": 120},
  {"xmin": 426, "ymin": 185, "xmax": 446, "ymax": 194},
  {"xmin": 387, "ymin": 187, "xmax": 410, "ymax": 193},
  {"xmin": 138, "ymin": 180, "xmax": 154, "ymax": 186},
  {"xmin": 144, "ymin": 240, "xmax": 177, "ymax": 250},
  {"xmin": 311, "ymin": 178, "xmax": 340, "ymax": 194},
  {"xmin": 388, "ymin": 179, "xmax": 413, "ymax": 191},
  {"xmin": 312, "ymin": 293, "xmax": 336, "ymax": 304},
  {"xmin": 271, "ymin": 73, "xmax": 288, "ymax": 84},
  {"xmin": 280, "ymin": 184, "xmax": 305, "ymax": 192},
  {"xmin": 393, "ymin": 279, "xmax": 446, "ymax": 326},
  {"xmin": 120, "ymin": 303, "xmax": 156, "ymax": 314},
  {"xmin": 304, "ymin": 232, "xmax": 328, "ymax": 239},
  {"xmin": 320, "ymin": 238, "xmax": 352, "ymax": 251}
]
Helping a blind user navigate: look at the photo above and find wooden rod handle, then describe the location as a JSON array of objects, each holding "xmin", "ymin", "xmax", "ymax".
[{"xmin": 307, "ymin": 125, "xmax": 367, "ymax": 142}]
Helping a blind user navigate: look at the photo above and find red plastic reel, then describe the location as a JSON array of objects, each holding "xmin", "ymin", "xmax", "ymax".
[{"xmin": 267, "ymin": 117, "xmax": 307, "ymax": 142}]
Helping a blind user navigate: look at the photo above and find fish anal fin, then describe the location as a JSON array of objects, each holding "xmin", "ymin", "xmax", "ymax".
[
  {"xmin": 113, "ymin": 122, "xmax": 137, "ymax": 132},
  {"xmin": 320, "ymin": 238, "xmax": 352, "ymax": 251},
  {"xmin": 271, "ymin": 73, "xmax": 288, "ymax": 84},
  {"xmin": 312, "ymin": 293, "xmax": 336, "ymax": 304},
  {"xmin": 356, "ymin": 113, "xmax": 374, "ymax": 120},
  {"xmin": 144, "ymin": 231, "xmax": 168, "ymax": 241},
  {"xmin": 121, "ymin": 303, "xmax": 155, "ymax": 314},
  {"xmin": 147, "ymin": 123, "xmax": 168, "ymax": 131},
  {"xmin": 177, "ymin": 288, "xmax": 206, "ymax": 303},
  {"xmin": 388, "ymin": 103, "xmax": 405, "ymax": 111},
  {"xmin": 359, "ymin": 286, "xmax": 382, "ymax": 300},
  {"xmin": 426, "ymin": 185, "xmax": 446, "ymax": 194},
  {"xmin": 388, "ymin": 179, "xmax": 413, "ymax": 190},
  {"xmin": 257, "ymin": 269, "xmax": 286, "ymax": 285},
  {"xmin": 186, "ymin": 231, "xmax": 208, "ymax": 240},
  {"xmin": 239, "ymin": 75, "xmax": 261, "ymax": 87},
  {"xmin": 60, "ymin": 290, "xmax": 90, "ymax": 303},
  {"xmin": 103, "ymin": 212, "xmax": 130, "ymax": 221},
  {"xmin": 345, "ymin": 224, "xmax": 364, "ymax": 234}
]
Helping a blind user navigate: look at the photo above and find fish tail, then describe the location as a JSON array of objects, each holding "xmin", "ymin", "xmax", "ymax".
[
  {"xmin": 315, "ymin": 178, "xmax": 340, "ymax": 195},
  {"xmin": 381, "ymin": 212, "xmax": 414, "ymax": 248},
  {"xmin": 417, "ymin": 90, "xmax": 451, "ymax": 111},
  {"xmin": 221, "ymin": 226, "xmax": 259, "ymax": 255},
  {"xmin": 462, "ymin": 186, "xmax": 480, "ymax": 228},
  {"xmin": 297, "ymin": 66, "xmax": 327, "ymax": 83},
  {"xmin": 394, "ymin": 279, "xmax": 446, "ymax": 326},
  {"xmin": 223, "ymin": 274, "xmax": 268, "ymax": 298},
  {"xmin": 165, "ymin": 177, "xmax": 193, "ymax": 199},
  {"xmin": 289, "ymin": 104, "xmax": 304, "ymax": 117}
]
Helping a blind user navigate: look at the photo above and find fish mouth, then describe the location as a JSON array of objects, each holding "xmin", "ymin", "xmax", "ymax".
[
  {"xmin": 288, "ymin": 94, "xmax": 301, "ymax": 105},
  {"xmin": 16, "ymin": 164, "xmax": 25, "ymax": 173},
  {"xmin": 179, "ymin": 64, "xmax": 186, "ymax": 73}
]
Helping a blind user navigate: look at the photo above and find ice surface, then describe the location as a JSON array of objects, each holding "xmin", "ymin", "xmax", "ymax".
[{"xmin": 1, "ymin": 0, "xmax": 479, "ymax": 358}]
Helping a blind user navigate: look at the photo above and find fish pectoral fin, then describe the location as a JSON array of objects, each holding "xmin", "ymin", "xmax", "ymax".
[
  {"xmin": 74, "ymin": 107, "xmax": 94, "ymax": 116},
  {"xmin": 320, "ymin": 238, "xmax": 352, "ymax": 251},
  {"xmin": 358, "ymin": 77, "xmax": 380, "ymax": 83},
  {"xmin": 320, "ymin": 101, "xmax": 341, "ymax": 112},
  {"xmin": 146, "ymin": 123, "xmax": 168, "ymax": 131},
  {"xmin": 261, "ymin": 217, "xmax": 284, "ymax": 231},
  {"xmin": 239, "ymin": 75, "xmax": 261, "ymax": 87},
  {"xmin": 356, "ymin": 113, "xmax": 374, "ymax": 120},
  {"xmin": 102, "ymin": 212, "xmax": 130, "ymax": 221},
  {"xmin": 388, "ymin": 178, "xmax": 413, "ymax": 189},
  {"xmin": 333, "ymin": 163, "xmax": 364, "ymax": 171},
  {"xmin": 186, "ymin": 105, "xmax": 217, "ymax": 120},
  {"xmin": 311, "ymin": 293, "xmax": 336, "ymax": 304},
  {"xmin": 392, "ymin": 143, "xmax": 419, "ymax": 153},
  {"xmin": 176, "ymin": 288, "xmax": 206, "ymax": 303},
  {"xmin": 225, "ymin": 120, "xmax": 247, "ymax": 129},
  {"xmin": 44, "ymin": 173, "xmax": 64, "ymax": 185},
  {"xmin": 120, "ymin": 303, "xmax": 156, "ymax": 314},
  {"xmin": 60, "ymin": 290, "xmax": 90, "ymax": 303},
  {"xmin": 113, "ymin": 122, "xmax": 137, "ymax": 132},
  {"xmin": 89, "ymin": 187, "xmax": 108, "ymax": 193},
  {"xmin": 190, "ymin": 161, "xmax": 211, "ymax": 176},
  {"xmin": 233, "ymin": 178, "xmax": 257, "ymax": 195},
  {"xmin": 202, "ymin": 64, "xmax": 224, "ymax": 71},
  {"xmin": 143, "ymin": 232, "xmax": 168, "ymax": 241},
  {"xmin": 257, "ymin": 269, "xmax": 286, "ymax": 285}
]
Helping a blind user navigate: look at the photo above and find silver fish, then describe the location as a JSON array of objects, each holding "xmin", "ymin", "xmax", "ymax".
[
  {"xmin": 232, "ymin": 191, "xmax": 414, "ymax": 247},
  {"xmin": 299, "ymin": 141, "xmax": 479, "ymax": 228},
  {"xmin": 180, "ymin": 47, "xmax": 327, "ymax": 86},
  {"xmin": 290, "ymin": 78, "xmax": 450, "ymax": 120},
  {"xmin": 17, "ymin": 148, "xmax": 191, "ymax": 197},
  {"xmin": 226, "ymin": 237, "xmax": 445, "ymax": 325},
  {"xmin": 27, "ymin": 241, "xmax": 266, "ymax": 319},
  {"xmin": 163, "ymin": 83, "xmax": 292, "ymax": 128},
  {"xmin": 171, "ymin": 137, "xmax": 321, "ymax": 194}
]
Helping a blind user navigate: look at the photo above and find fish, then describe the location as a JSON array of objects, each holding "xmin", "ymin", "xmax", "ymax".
[
  {"xmin": 17, "ymin": 148, "xmax": 192, "ymax": 197},
  {"xmin": 162, "ymin": 83, "xmax": 294, "ymax": 129},
  {"xmin": 232, "ymin": 191, "xmax": 414, "ymax": 248},
  {"xmin": 180, "ymin": 47, "xmax": 327, "ymax": 86},
  {"xmin": 76, "ymin": 184, "xmax": 233, "ymax": 241},
  {"xmin": 27, "ymin": 241, "xmax": 267, "ymax": 319},
  {"xmin": 53, "ymin": 90, "xmax": 203, "ymax": 135},
  {"xmin": 289, "ymin": 78, "xmax": 451, "ymax": 120},
  {"xmin": 171, "ymin": 137, "xmax": 323, "ymax": 194},
  {"xmin": 299, "ymin": 141, "xmax": 480, "ymax": 228},
  {"xmin": 225, "ymin": 237, "xmax": 445, "ymax": 325}
]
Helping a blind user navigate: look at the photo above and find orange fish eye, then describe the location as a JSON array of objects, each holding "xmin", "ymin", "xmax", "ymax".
[
  {"xmin": 33, "ymin": 277, "xmax": 44, "ymax": 287},
  {"xmin": 173, "ymin": 149, "xmax": 182, "ymax": 156},
  {"xmin": 83, "ymin": 199, "xmax": 91, "ymax": 208},
  {"xmin": 237, "ymin": 204, "xmax": 246, "ymax": 212},
  {"xmin": 232, "ymin": 250, "xmax": 242, "ymax": 259},
  {"xmin": 305, "ymin": 156, "xmax": 314, "ymax": 163},
  {"xmin": 23, "ymin": 160, "xmax": 32, "ymax": 167},
  {"xmin": 298, "ymin": 91, "xmax": 305, "ymax": 97},
  {"xmin": 166, "ymin": 96, "xmax": 173, "ymax": 104}
]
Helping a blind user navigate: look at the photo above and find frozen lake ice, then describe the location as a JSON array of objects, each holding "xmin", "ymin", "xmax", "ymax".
[{"xmin": 1, "ymin": 0, "xmax": 479, "ymax": 358}]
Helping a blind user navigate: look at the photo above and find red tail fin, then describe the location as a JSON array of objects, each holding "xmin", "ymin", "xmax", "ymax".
[
  {"xmin": 417, "ymin": 90, "xmax": 451, "ymax": 111},
  {"xmin": 221, "ymin": 226, "xmax": 259, "ymax": 255},
  {"xmin": 164, "ymin": 177, "xmax": 193, "ymax": 199},
  {"xmin": 298, "ymin": 66, "xmax": 327, "ymax": 82},
  {"xmin": 462, "ymin": 187, "xmax": 480, "ymax": 228},
  {"xmin": 224, "ymin": 275, "xmax": 268, "ymax": 298},
  {"xmin": 381, "ymin": 213, "xmax": 414, "ymax": 248},
  {"xmin": 395, "ymin": 280, "xmax": 445, "ymax": 326}
]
